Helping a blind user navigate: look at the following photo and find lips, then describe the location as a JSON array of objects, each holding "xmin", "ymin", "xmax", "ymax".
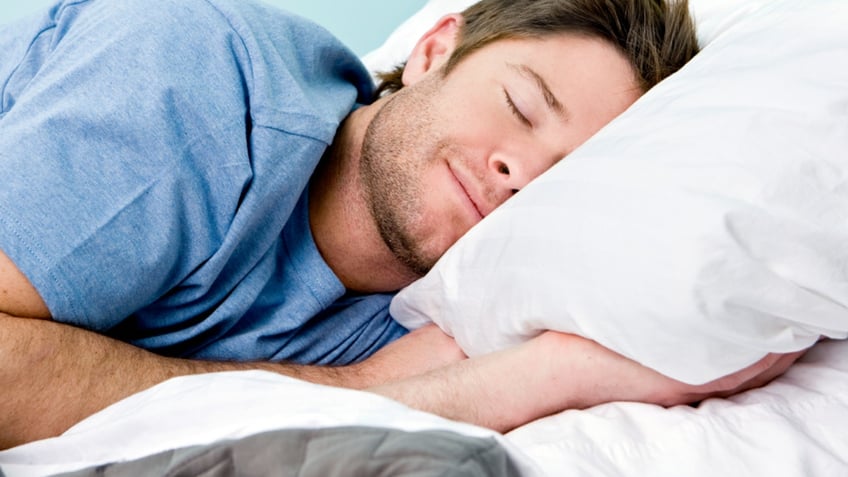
[{"xmin": 448, "ymin": 162, "xmax": 486, "ymax": 221}]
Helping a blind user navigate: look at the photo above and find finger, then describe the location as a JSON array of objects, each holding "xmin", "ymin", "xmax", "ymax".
[
  {"xmin": 713, "ymin": 350, "xmax": 807, "ymax": 398},
  {"xmin": 735, "ymin": 350, "xmax": 806, "ymax": 391},
  {"xmin": 699, "ymin": 353, "xmax": 783, "ymax": 394}
]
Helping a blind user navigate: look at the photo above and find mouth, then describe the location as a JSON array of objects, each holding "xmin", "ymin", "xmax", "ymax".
[{"xmin": 447, "ymin": 162, "xmax": 484, "ymax": 221}]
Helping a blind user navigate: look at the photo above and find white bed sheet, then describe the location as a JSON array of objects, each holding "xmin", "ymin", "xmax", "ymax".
[
  {"xmin": 1, "ymin": 340, "xmax": 846, "ymax": 476},
  {"xmin": 508, "ymin": 339, "xmax": 848, "ymax": 476}
]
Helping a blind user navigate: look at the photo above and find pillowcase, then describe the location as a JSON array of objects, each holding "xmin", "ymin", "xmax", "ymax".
[{"xmin": 382, "ymin": 0, "xmax": 848, "ymax": 384}]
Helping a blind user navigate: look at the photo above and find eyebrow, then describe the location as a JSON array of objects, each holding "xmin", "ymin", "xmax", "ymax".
[{"xmin": 508, "ymin": 63, "xmax": 569, "ymax": 121}]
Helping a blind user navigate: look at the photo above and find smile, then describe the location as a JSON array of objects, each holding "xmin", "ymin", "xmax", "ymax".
[{"xmin": 447, "ymin": 161, "xmax": 484, "ymax": 221}]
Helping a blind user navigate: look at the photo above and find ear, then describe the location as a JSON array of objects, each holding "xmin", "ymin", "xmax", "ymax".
[{"xmin": 402, "ymin": 14, "xmax": 463, "ymax": 87}]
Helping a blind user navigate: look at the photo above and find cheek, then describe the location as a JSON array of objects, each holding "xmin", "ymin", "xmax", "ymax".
[
  {"xmin": 414, "ymin": 165, "xmax": 477, "ymax": 255},
  {"xmin": 458, "ymin": 100, "xmax": 511, "ymax": 139}
]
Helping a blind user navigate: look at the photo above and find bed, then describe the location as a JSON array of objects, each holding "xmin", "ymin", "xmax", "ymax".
[{"xmin": 2, "ymin": 0, "xmax": 847, "ymax": 475}]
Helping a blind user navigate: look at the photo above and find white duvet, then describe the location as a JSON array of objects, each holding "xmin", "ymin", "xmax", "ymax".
[{"xmin": 1, "ymin": 339, "xmax": 846, "ymax": 476}]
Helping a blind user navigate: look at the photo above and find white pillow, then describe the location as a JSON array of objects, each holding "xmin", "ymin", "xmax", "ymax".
[{"xmin": 386, "ymin": 0, "xmax": 848, "ymax": 384}]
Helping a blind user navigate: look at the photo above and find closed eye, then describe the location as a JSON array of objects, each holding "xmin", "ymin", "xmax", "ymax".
[{"xmin": 503, "ymin": 89, "xmax": 531, "ymax": 128}]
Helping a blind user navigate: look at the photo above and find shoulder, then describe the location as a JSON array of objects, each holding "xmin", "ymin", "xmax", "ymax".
[
  {"xmin": 197, "ymin": 0, "xmax": 375, "ymax": 141},
  {"xmin": 53, "ymin": 0, "xmax": 230, "ymax": 34},
  {"xmin": 50, "ymin": 0, "xmax": 355, "ymax": 57},
  {"xmin": 50, "ymin": 0, "xmax": 314, "ymax": 56},
  {"xmin": 52, "ymin": 0, "xmax": 372, "ymax": 140},
  {"xmin": 41, "ymin": 0, "xmax": 243, "ymax": 74}
]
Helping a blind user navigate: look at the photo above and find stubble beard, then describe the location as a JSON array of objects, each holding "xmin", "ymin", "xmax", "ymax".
[{"xmin": 359, "ymin": 81, "xmax": 442, "ymax": 278}]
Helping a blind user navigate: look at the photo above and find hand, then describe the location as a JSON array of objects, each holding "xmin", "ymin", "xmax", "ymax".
[
  {"xmin": 534, "ymin": 331, "xmax": 807, "ymax": 410},
  {"xmin": 657, "ymin": 350, "xmax": 805, "ymax": 406},
  {"xmin": 351, "ymin": 324, "xmax": 466, "ymax": 388}
]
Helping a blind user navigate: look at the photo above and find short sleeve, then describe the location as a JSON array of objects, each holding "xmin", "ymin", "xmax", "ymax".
[{"xmin": 0, "ymin": 0, "xmax": 255, "ymax": 325}]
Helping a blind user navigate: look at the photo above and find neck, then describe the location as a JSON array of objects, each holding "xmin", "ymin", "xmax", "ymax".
[{"xmin": 308, "ymin": 102, "xmax": 421, "ymax": 293}]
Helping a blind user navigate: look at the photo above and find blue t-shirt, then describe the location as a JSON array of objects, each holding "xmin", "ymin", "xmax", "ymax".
[{"xmin": 0, "ymin": 0, "xmax": 408, "ymax": 364}]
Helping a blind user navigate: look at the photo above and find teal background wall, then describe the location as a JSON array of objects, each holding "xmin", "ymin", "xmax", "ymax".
[{"xmin": 0, "ymin": 0, "xmax": 426, "ymax": 55}]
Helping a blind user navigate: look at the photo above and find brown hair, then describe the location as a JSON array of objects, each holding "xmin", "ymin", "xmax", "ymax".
[{"xmin": 375, "ymin": 0, "xmax": 699, "ymax": 96}]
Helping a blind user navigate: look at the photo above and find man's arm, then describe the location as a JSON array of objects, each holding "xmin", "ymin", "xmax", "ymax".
[
  {"xmin": 1, "ymin": 310, "xmax": 802, "ymax": 449},
  {"xmin": 0, "ymin": 313, "xmax": 465, "ymax": 449},
  {"xmin": 0, "ymin": 246, "xmax": 802, "ymax": 447},
  {"xmin": 371, "ymin": 331, "xmax": 806, "ymax": 433},
  {"xmin": 0, "ymin": 246, "xmax": 464, "ymax": 448}
]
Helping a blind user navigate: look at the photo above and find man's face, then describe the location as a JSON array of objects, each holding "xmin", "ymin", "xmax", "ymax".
[{"xmin": 360, "ymin": 33, "xmax": 641, "ymax": 276}]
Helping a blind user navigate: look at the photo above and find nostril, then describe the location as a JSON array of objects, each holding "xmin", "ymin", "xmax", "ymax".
[
  {"xmin": 497, "ymin": 163, "xmax": 510, "ymax": 176},
  {"xmin": 511, "ymin": 188, "xmax": 519, "ymax": 195}
]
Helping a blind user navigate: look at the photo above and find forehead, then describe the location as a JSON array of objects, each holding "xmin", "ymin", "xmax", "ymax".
[
  {"xmin": 461, "ymin": 33, "xmax": 637, "ymax": 86},
  {"xmin": 449, "ymin": 33, "xmax": 641, "ymax": 113}
]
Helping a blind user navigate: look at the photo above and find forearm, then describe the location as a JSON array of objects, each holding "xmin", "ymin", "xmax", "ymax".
[
  {"xmin": 370, "ymin": 333, "xmax": 576, "ymax": 433},
  {"xmin": 372, "ymin": 331, "xmax": 807, "ymax": 434},
  {"xmin": 0, "ymin": 314, "xmax": 370, "ymax": 449}
]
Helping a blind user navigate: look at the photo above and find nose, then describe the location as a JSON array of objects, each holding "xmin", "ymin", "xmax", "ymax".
[
  {"xmin": 488, "ymin": 150, "xmax": 553, "ymax": 196},
  {"xmin": 490, "ymin": 158, "xmax": 520, "ymax": 195}
]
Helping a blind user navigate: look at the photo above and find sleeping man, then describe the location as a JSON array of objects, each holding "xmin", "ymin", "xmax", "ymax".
[{"xmin": 0, "ymin": 0, "xmax": 803, "ymax": 448}]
